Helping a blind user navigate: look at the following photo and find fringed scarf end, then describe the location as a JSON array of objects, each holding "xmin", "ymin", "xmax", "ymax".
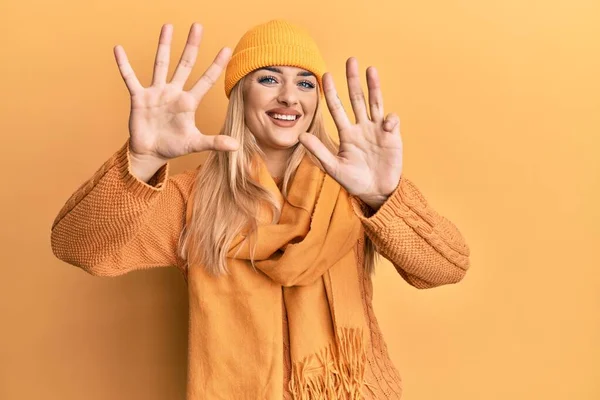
[{"xmin": 289, "ymin": 327, "xmax": 368, "ymax": 400}]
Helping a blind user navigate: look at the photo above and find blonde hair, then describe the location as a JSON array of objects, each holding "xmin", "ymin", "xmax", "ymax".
[{"xmin": 178, "ymin": 76, "xmax": 379, "ymax": 276}]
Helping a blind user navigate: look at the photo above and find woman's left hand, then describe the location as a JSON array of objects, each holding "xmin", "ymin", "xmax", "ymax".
[{"xmin": 299, "ymin": 57, "xmax": 403, "ymax": 211}]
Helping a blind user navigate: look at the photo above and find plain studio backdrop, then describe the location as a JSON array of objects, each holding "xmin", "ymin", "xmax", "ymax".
[{"xmin": 1, "ymin": 0, "xmax": 598, "ymax": 399}]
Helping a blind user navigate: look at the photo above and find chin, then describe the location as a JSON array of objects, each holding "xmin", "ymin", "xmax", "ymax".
[
  {"xmin": 270, "ymin": 138, "xmax": 300, "ymax": 150},
  {"xmin": 268, "ymin": 130, "xmax": 302, "ymax": 148}
]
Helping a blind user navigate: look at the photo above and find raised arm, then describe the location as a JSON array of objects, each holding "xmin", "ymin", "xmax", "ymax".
[
  {"xmin": 51, "ymin": 141, "xmax": 196, "ymax": 278},
  {"xmin": 351, "ymin": 177, "xmax": 470, "ymax": 289},
  {"xmin": 51, "ymin": 22, "xmax": 239, "ymax": 278}
]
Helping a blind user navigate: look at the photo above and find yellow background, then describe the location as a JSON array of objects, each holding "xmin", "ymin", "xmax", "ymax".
[{"xmin": 1, "ymin": 0, "xmax": 598, "ymax": 398}]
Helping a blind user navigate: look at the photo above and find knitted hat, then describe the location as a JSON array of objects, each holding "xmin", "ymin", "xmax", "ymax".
[{"xmin": 224, "ymin": 20, "xmax": 326, "ymax": 98}]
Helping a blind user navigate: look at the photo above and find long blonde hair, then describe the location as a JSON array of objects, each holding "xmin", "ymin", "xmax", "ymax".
[{"xmin": 178, "ymin": 76, "xmax": 379, "ymax": 276}]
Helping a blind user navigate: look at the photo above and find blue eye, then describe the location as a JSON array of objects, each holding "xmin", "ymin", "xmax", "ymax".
[
  {"xmin": 298, "ymin": 80, "xmax": 316, "ymax": 89},
  {"xmin": 258, "ymin": 75, "xmax": 278, "ymax": 84},
  {"xmin": 257, "ymin": 75, "xmax": 315, "ymax": 89}
]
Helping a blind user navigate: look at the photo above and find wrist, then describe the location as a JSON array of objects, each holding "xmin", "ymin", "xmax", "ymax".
[
  {"xmin": 359, "ymin": 194, "xmax": 389, "ymax": 212},
  {"xmin": 128, "ymin": 149, "xmax": 167, "ymax": 184}
]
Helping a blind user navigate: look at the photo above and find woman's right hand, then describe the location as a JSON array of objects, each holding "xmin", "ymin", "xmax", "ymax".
[{"xmin": 113, "ymin": 23, "xmax": 239, "ymax": 181}]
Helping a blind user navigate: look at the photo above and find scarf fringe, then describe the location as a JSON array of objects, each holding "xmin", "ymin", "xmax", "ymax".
[{"xmin": 289, "ymin": 327, "xmax": 368, "ymax": 400}]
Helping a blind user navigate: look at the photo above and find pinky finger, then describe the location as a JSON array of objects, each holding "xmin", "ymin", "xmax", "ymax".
[
  {"xmin": 383, "ymin": 113, "xmax": 400, "ymax": 133},
  {"xmin": 113, "ymin": 45, "xmax": 143, "ymax": 95}
]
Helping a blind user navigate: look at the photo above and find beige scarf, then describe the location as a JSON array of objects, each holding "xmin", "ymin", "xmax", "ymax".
[{"xmin": 185, "ymin": 154, "xmax": 370, "ymax": 399}]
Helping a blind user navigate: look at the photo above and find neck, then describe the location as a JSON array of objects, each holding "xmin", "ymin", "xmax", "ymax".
[{"xmin": 260, "ymin": 147, "xmax": 293, "ymax": 179}]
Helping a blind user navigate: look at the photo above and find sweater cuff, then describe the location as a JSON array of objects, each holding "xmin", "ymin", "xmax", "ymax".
[
  {"xmin": 114, "ymin": 140, "xmax": 170, "ymax": 201},
  {"xmin": 351, "ymin": 177, "xmax": 430, "ymax": 234}
]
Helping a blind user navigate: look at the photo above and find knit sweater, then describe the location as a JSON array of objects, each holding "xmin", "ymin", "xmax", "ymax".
[{"xmin": 50, "ymin": 140, "xmax": 470, "ymax": 399}]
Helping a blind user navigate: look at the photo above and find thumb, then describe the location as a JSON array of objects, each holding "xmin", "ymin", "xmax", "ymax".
[
  {"xmin": 210, "ymin": 134, "xmax": 240, "ymax": 152},
  {"xmin": 191, "ymin": 133, "xmax": 240, "ymax": 153},
  {"xmin": 298, "ymin": 132, "xmax": 338, "ymax": 178}
]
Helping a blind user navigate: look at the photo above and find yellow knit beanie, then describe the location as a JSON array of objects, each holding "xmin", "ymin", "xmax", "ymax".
[{"xmin": 224, "ymin": 20, "xmax": 326, "ymax": 98}]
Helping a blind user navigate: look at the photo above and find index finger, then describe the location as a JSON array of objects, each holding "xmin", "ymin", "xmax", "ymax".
[
  {"xmin": 189, "ymin": 47, "xmax": 232, "ymax": 101},
  {"xmin": 346, "ymin": 57, "xmax": 369, "ymax": 123},
  {"xmin": 323, "ymin": 72, "xmax": 352, "ymax": 132}
]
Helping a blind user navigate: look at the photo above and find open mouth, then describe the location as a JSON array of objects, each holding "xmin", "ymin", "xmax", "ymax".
[{"xmin": 266, "ymin": 112, "xmax": 300, "ymax": 121}]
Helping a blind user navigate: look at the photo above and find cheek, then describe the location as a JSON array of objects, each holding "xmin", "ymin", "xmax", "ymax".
[
  {"xmin": 243, "ymin": 98, "xmax": 264, "ymax": 124},
  {"xmin": 303, "ymin": 98, "xmax": 318, "ymax": 120},
  {"xmin": 302, "ymin": 90, "xmax": 317, "ymax": 109},
  {"xmin": 243, "ymin": 86, "xmax": 267, "ymax": 118}
]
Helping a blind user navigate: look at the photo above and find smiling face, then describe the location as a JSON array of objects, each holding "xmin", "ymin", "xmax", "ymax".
[{"xmin": 243, "ymin": 66, "xmax": 319, "ymax": 158}]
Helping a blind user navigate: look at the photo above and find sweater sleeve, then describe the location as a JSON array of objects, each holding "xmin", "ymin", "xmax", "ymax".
[
  {"xmin": 50, "ymin": 140, "xmax": 197, "ymax": 278},
  {"xmin": 350, "ymin": 177, "xmax": 471, "ymax": 289}
]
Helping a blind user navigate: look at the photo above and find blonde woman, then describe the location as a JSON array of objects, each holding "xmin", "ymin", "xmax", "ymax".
[{"xmin": 51, "ymin": 20, "xmax": 471, "ymax": 400}]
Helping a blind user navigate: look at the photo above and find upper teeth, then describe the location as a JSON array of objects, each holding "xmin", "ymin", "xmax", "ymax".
[{"xmin": 271, "ymin": 113, "xmax": 298, "ymax": 121}]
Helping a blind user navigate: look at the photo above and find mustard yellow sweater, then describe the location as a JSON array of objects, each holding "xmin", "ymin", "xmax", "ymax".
[{"xmin": 51, "ymin": 140, "xmax": 470, "ymax": 399}]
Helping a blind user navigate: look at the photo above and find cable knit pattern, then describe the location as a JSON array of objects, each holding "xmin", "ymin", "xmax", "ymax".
[
  {"xmin": 51, "ymin": 143, "xmax": 470, "ymax": 398},
  {"xmin": 350, "ymin": 177, "xmax": 470, "ymax": 289}
]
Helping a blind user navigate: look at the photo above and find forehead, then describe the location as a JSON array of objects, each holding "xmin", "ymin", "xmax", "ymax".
[{"xmin": 255, "ymin": 66, "xmax": 314, "ymax": 77}]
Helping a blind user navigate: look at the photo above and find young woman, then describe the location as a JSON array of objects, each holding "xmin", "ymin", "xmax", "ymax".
[{"xmin": 51, "ymin": 19, "xmax": 471, "ymax": 400}]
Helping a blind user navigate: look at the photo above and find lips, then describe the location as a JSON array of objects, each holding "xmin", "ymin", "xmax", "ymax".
[
  {"xmin": 268, "ymin": 113, "xmax": 298, "ymax": 121},
  {"xmin": 266, "ymin": 108, "xmax": 301, "ymax": 119},
  {"xmin": 266, "ymin": 111, "xmax": 301, "ymax": 127},
  {"xmin": 265, "ymin": 108, "xmax": 302, "ymax": 127}
]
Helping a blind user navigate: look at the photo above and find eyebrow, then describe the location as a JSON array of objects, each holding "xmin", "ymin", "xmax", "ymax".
[{"xmin": 258, "ymin": 66, "xmax": 314, "ymax": 77}]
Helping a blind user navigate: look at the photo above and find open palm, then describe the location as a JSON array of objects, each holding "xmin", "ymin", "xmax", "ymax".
[
  {"xmin": 114, "ymin": 23, "xmax": 239, "ymax": 164},
  {"xmin": 299, "ymin": 58, "xmax": 404, "ymax": 210}
]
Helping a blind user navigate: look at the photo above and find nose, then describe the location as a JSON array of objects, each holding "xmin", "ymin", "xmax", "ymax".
[{"xmin": 277, "ymin": 81, "xmax": 299, "ymax": 106}]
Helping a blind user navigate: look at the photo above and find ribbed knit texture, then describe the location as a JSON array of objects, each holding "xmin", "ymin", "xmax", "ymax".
[
  {"xmin": 51, "ymin": 141, "xmax": 471, "ymax": 399},
  {"xmin": 224, "ymin": 20, "xmax": 327, "ymax": 97}
]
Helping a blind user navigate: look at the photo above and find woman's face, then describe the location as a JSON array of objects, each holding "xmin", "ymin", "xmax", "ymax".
[{"xmin": 243, "ymin": 66, "xmax": 318, "ymax": 154}]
